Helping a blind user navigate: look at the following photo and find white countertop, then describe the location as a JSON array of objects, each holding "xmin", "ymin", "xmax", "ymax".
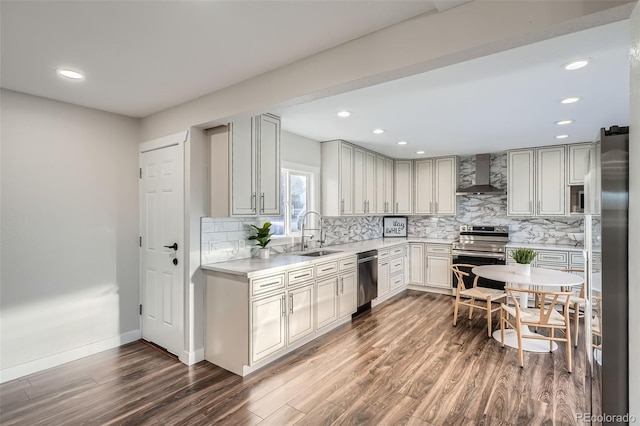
[{"xmin": 201, "ymin": 237, "xmax": 455, "ymax": 278}]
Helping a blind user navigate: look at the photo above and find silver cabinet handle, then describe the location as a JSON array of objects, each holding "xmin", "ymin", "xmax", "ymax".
[
  {"xmin": 341, "ymin": 199, "xmax": 344, "ymax": 214},
  {"xmin": 396, "ymin": 202, "xmax": 399, "ymax": 212},
  {"xmin": 251, "ymin": 193, "xmax": 257, "ymax": 212},
  {"xmin": 335, "ymin": 279, "xmax": 339, "ymax": 296},
  {"xmin": 259, "ymin": 280, "xmax": 281, "ymax": 288},
  {"xmin": 289, "ymin": 293, "xmax": 294, "ymax": 314},
  {"xmin": 435, "ymin": 201, "xmax": 438, "ymax": 213},
  {"xmin": 529, "ymin": 200, "xmax": 532, "ymax": 213},
  {"xmin": 341, "ymin": 277, "xmax": 344, "ymax": 294},
  {"xmin": 260, "ymin": 193, "xmax": 265, "ymax": 213},
  {"xmin": 363, "ymin": 201, "xmax": 366, "ymax": 213},
  {"xmin": 281, "ymin": 294, "xmax": 286, "ymax": 317},
  {"xmin": 537, "ymin": 200, "xmax": 541, "ymax": 213}
]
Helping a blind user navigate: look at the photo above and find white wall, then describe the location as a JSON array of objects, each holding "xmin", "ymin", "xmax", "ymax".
[
  {"xmin": 0, "ymin": 90, "xmax": 140, "ymax": 381},
  {"xmin": 140, "ymin": 1, "xmax": 633, "ymax": 141},
  {"xmin": 281, "ymin": 131, "xmax": 321, "ymax": 168},
  {"xmin": 628, "ymin": 1, "xmax": 639, "ymax": 416}
]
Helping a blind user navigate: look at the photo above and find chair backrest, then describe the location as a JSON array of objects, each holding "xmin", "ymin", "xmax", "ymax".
[
  {"xmin": 451, "ymin": 264, "xmax": 479, "ymax": 292},
  {"xmin": 505, "ymin": 287, "xmax": 572, "ymax": 325},
  {"xmin": 561, "ymin": 268, "xmax": 585, "ymax": 298}
]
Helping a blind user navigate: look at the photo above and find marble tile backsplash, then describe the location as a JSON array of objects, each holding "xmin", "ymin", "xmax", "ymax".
[{"xmin": 201, "ymin": 152, "xmax": 589, "ymax": 264}]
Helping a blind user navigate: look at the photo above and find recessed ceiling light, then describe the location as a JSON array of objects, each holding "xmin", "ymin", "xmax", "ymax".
[
  {"xmin": 561, "ymin": 97, "xmax": 580, "ymax": 104},
  {"xmin": 563, "ymin": 59, "xmax": 589, "ymax": 71},
  {"xmin": 57, "ymin": 68, "xmax": 84, "ymax": 80},
  {"xmin": 556, "ymin": 134, "xmax": 569, "ymax": 139},
  {"xmin": 373, "ymin": 129, "xmax": 384, "ymax": 134},
  {"xmin": 397, "ymin": 141, "xmax": 408, "ymax": 145},
  {"xmin": 555, "ymin": 119, "xmax": 574, "ymax": 125},
  {"xmin": 416, "ymin": 150, "xmax": 425, "ymax": 154},
  {"xmin": 337, "ymin": 110, "xmax": 351, "ymax": 118}
]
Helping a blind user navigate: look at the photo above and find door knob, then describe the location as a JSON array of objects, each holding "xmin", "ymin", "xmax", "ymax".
[{"xmin": 164, "ymin": 243, "xmax": 178, "ymax": 250}]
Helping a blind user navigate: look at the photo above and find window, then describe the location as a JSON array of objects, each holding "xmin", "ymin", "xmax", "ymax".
[{"xmin": 268, "ymin": 168, "xmax": 314, "ymax": 237}]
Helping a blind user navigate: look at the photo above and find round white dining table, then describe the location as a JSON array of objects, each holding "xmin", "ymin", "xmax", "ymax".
[{"xmin": 472, "ymin": 265, "xmax": 584, "ymax": 353}]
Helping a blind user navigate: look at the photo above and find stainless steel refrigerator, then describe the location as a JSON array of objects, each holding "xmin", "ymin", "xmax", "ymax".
[{"xmin": 584, "ymin": 126, "xmax": 629, "ymax": 420}]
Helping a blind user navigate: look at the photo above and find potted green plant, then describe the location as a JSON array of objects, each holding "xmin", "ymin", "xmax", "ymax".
[
  {"xmin": 510, "ymin": 248, "xmax": 538, "ymax": 275},
  {"xmin": 248, "ymin": 222, "xmax": 273, "ymax": 259}
]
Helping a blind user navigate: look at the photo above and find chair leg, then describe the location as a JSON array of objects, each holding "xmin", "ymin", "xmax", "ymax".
[
  {"xmin": 566, "ymin": 326, "xmax": 573, "ymax": 373},
  {"xmin": 516, "ymin": 319, "xmax": 524, "ymax": 368},
  {"xmin": 550, "ymin": 328, "xmax": 554, "ymax": 352},
  {"xmin": 486, "ymin": 299, "xmax": 492, "ymax": 337},
  {"xmin": 453, "ymin": 295, "xmax": 459, "ymax": 326},
  {"xmin": 573, "ymin": 302, "xmax": 579, "ymax": 347},
  {"xmin": 469, "ymin": 298, "xmax": 475, "ymax": 319},
  {"xmin": 500, "ymin": 308, "xmax": 505, "ymax": 347}
]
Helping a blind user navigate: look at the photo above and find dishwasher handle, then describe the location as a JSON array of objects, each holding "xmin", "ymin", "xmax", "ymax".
[{"xmin": 358, "ymin": 255, "xmax": 378, "ymax": 263}]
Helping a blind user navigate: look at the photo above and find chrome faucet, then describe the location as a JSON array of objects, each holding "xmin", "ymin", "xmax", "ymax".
[{"xmin": 300, "ymin": 210, "xmax": 324, "ymax": 251}]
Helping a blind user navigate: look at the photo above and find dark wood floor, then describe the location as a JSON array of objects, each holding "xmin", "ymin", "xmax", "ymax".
[{"xmin": 0, "ymin": 291, "xmax": 588, "ymax": 425}]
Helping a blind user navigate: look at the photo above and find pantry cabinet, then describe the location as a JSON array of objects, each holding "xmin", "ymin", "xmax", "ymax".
[
  {"xmin": 208, "ymin": 113, "xmax": 281, "ymax": 217},
  {"xmin": 507, "ymin": 146, "xmax": 566, "ymax": 217}
]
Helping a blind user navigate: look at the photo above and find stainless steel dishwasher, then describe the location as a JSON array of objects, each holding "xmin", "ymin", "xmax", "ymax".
[{"xmin": 355, "ymin": 250, "xmax": 378, "ymax": 315}]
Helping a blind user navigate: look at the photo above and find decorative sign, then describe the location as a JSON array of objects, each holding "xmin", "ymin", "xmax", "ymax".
[{"xmin": 383, "ymin": 216, "xmax": 408, "ymax": 238}]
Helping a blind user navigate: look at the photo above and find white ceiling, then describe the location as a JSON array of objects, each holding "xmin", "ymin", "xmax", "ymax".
[
  {"xmin": 1, "ymin": 2, "xmax": 631, "ymax": 157},
  {"xmin": 277, "ymin": 20, "xmax": 631, "ymax": 157},
  {"xmin": 0, "ymin": 0, "xmax": 440, "ymax": 118}
]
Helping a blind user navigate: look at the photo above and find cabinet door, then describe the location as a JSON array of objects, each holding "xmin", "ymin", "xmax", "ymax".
[
  {"xmin": 507, "ymin": 149, "xmax": 535, "ymax": 216},
  {"xmin": 537, "ymin": 146, "xmax": 566, "ymax": 216},
  {"xmin": 384, "ymin": 158, "xmax": 394, "ymax": 214},
  {"xmin": 414, "ymin": 159, "xmax": 433, "ymax": 214},
  {"xmin": 316, "ymin": 276, "xmax": 338, "ymax": 329},
  {"xmin": 287, "ymin": 283, "xmax": 315, "ymax": 345},
  {"xmin": 409, "ymin": 243, "xmax": 425, "ymax": 285},
  {"xmin": 394, "ymin": 160, "xmax": 413, "ymax": 214},
  {"xmin": 338, "ymin": 272, "xmax": 357, "ymax": 318},
  {"xmin": 426, "ymin": 256, "xmax": 451, "ymax": 289},
  {"xmin": 568, "ymin": 143, "xmax": 592, "ymax": 185},
  {"xmin": 230, "ymin": 117, "xmax": 257, "ymax": 216},
  {"xmin": 378, "ymin": 262, "xmax": 390, "ymax": 297},
  {"xmin": 375, "ymin": 155, "xmax": 386, "ymax": 214},
  {"xmin": 365, "ymin": 151, "xmax": 376, "ymax": 214},
  {"xmin": 434, "ymin": 157, "xmax": 457, "ymax": 215},
  {"xmin": 257, "ymin": 114, "xmax": 281, "ymax": 215},
  {"xmin": 340, "ymin": 144, "xmax": 354, "ymax": 215},
  {"xmin": 251, "ymin": 292, "xmax": 286, "ymax": 364},
  {"xmin": 353, "ymin": 148, "xmax": 366, "ymax": 215}
]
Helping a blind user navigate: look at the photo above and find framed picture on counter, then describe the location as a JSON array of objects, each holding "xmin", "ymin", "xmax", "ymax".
[{"xmin": 383, "ymin": 216, "xmax": 408, "ymax": 238}]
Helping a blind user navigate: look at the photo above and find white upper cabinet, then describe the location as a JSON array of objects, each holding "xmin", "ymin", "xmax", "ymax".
[
  {"xmin": 257, "ymin": 114, "xmax": 281, "ymax": 215},
  {"xmin": 321, "ymin": 140, "xmax": 353, "ymax": 216},
  {"xmin": 414, "ymin": 159, "xmax": 433, "ymax": 215},
  {"xmin": 507, "ymin": 146, "xmax": 566, "ymax": 217},
  {"xmin": 507, "ymin": 149, "xmax": 535, "ymax": 216},
  {"xmin": 375, "ymin": 155, "xmax": 386, "ymax": 214},
  {"xmin": 394, "ymin": 160, "xmax": 413, "ymax": 214},
  {"xmin": 413, "ymin": 156, "xmax": 457, "ymax": 216},
  {"xmin": 384, "ymin": 158, "xmax": 394, "ymax": 214},
  {"xmin": 364, "ymin": 151, "xmax": 376, "ymax": 214},
  {"xmin": 568, "ymin": 143, "xmax": 592, "ymax": 185},
  {"xmin": 434, "ymin": 157, "xmax": 457, "ymax": 215},
  {"xmin": 536, "ymin": 146, "xmax": 566, "ymax": 216},
  {"xmin": 208, "ymin": 113, "xmax": 280, "ymax": 217},
  {"xmin": 353, "ymin": 148, "xmax": 366, "ymax": 215}
]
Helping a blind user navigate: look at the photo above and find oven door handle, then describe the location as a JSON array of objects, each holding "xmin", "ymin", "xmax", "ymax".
[{"xmin": 452, "ymin": 250, "xmax": 506, "ymax": 260}]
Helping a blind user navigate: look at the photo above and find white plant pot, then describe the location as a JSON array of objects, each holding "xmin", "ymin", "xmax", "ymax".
[
  {"xmin": 513, "ymin": 263, "xmax": 531, "ymax": 275},
  {"xmin": 258, "ymin": 248, "xmax": 270, "ymax": 259}
]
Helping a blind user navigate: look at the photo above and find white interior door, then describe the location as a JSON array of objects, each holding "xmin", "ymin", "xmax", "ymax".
[{"xmin": 140, "ymin": 143, "xmax": 184, "ymax": 355}]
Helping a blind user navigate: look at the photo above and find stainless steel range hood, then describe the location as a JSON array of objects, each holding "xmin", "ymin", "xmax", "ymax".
[{"xmin": 455, "ymin": 154, "xmax": 506, "ymax": 195}]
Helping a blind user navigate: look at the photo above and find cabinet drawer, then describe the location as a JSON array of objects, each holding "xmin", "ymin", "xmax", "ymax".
[
  {"xmin": 390, "ymin": 246, "xmax": 405, "ymax": 258},
  {"xmin": 536, "ymin": 262, "xmax": 568, "ymax": 271},
  {"xmin": 251, "ymin": 274, "xmax": 285, "ymax": 296},
  {"xmin": 316, "ymin": 261, "xmax": 339, "ymax": 278},
  {"xmin": 390, "ymin": 257, "xmax": 404, "ymax": 275},
  {"xmin": 426, "ymin": 244, "xmax": 451, "ymax": 254},
  {"xmin": 287, "ymin": 267, "xmax": 314, "ymax": 286},
  {"xmin": 536, "ymin": 250, "xmax": 568, "ymax": 264},
  {"xmin": 570, "ymin": 251, "xmax": 585, "ymax": 267},
  {"xmin": 378, "ymin": 249, "xmax": 390, "ymax": 260},
  {"xmin": 390, "ymin": 273, "xmax": 404, "ymax": 290},
  {"xmin": 338, "ymin": 257, "xmax": 357, "ymax": 272}
]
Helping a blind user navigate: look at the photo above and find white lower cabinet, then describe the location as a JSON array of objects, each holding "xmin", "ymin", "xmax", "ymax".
[
  {"xmin": 425, "ymin": 255, "xmax": 451, "ymax": 288},
  {"xmin": 287, "ymin": 282, "xmax": 315, "ymax": 345},
  {"xmin": 409, "ymin": 243, "xmax": 425, "ymax": 285},
  {"xmin": 251, "ymin": 292, "xmax": 286, "ymax": 364},
  {"xmin": 378, "ymin": 260, "xmax": 390, "ymax": 298},
  {"xmin": 316, "ymin": 276, "xmax": 339, "ymax": 330},
  {"xmin": 338, "ymin": 272, "xmax": 357, "ymax": 318}
]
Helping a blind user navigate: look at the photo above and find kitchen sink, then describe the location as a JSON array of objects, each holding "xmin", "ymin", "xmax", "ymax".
[{"xmin": 299, "ymin": 250, "xmax": 342, "ymax": 257}]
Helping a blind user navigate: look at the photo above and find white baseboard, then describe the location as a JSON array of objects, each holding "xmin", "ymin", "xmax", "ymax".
[
  {"xmin": 180, "ymin": 348, "xmax": 205, "ymax": 365},
  {"xmin": 0, "ymin": 330, "xmax": 141, "ymax": 383}
]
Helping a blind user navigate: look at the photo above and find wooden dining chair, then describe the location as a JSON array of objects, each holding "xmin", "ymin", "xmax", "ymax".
[
  {"xmin": 559, "ymin": 268, "xmax": 585, "ymax": 347},
  {"xmin": 500, "ymin": 287, "xmax": 573, "ymax": 372},
  {"xmin": 451, "ymin": 264, "xmax": 507, "ymax": 337}
]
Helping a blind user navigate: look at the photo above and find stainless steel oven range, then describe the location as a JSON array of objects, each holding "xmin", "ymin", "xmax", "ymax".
[{"xmin": 451, "ymin": 225, "xmax": 509, "ymax": 290}]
